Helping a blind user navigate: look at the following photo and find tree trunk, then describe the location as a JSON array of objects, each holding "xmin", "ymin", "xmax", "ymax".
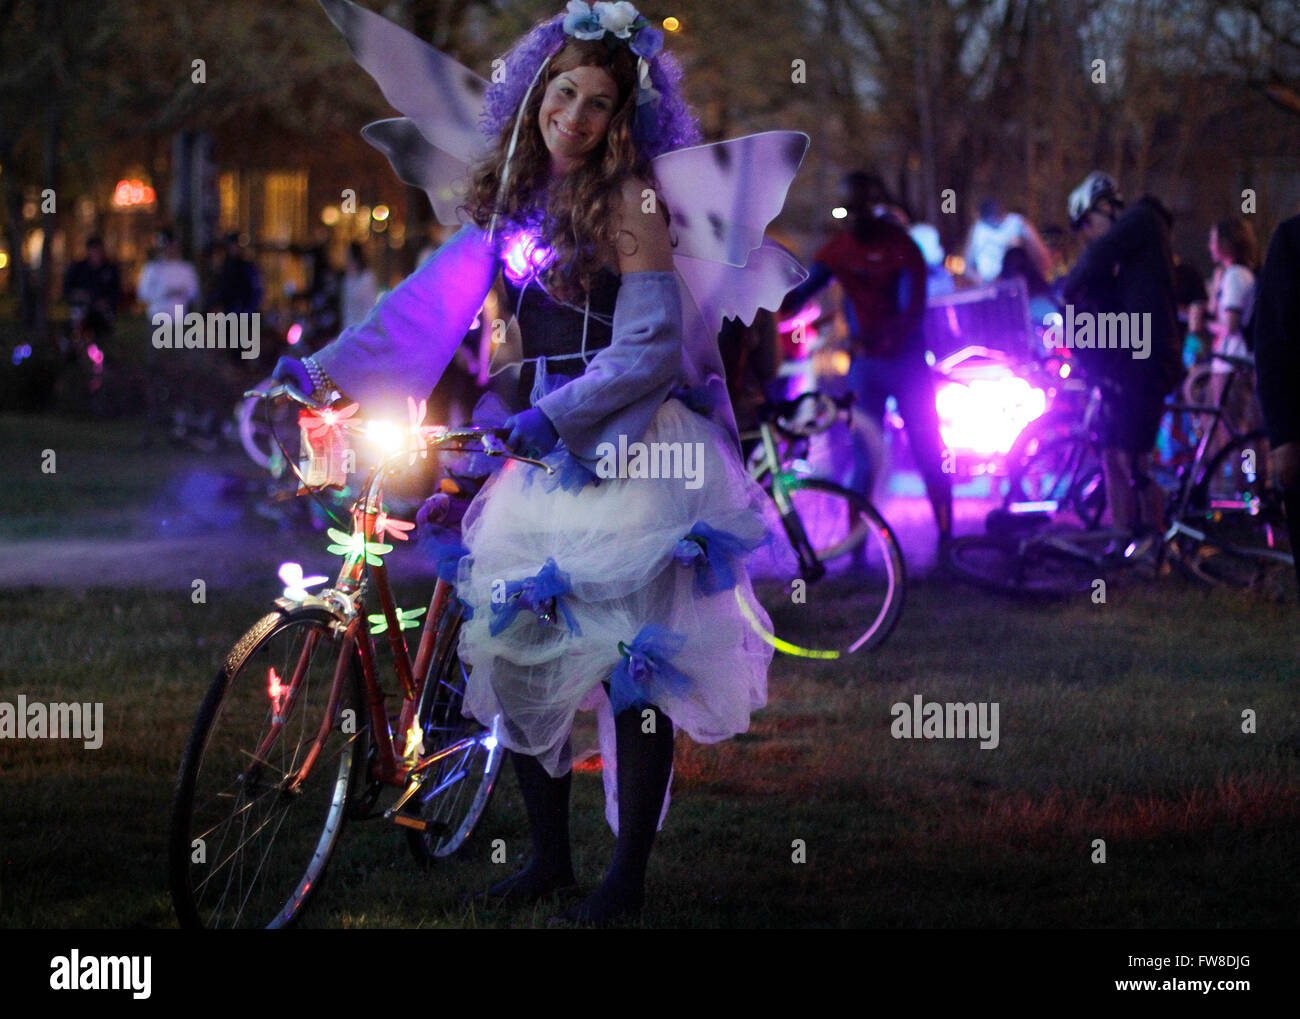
[
  {"xmin": 911, "ymin": 0, "xmax": 939, "ymax": 223},
  {"xmin": 35, "ymin": 0, "xmax": 58, "ymax": 338}
]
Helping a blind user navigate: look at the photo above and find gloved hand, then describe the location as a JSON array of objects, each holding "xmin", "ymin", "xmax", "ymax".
[
  {"xmin": 273, "ymin": 356, "xmax": 313, "ymax": 398},
  {"xmin": 504, "ymin": 407, "xmax": 559, "ymax": 458}
]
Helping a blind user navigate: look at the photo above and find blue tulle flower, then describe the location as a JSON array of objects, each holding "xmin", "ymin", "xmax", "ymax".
[
  {"xmin": 609, "ymin": 625, "xmax": 691, "ymax": 713},
  {"xmin": 674, "ymin": 521, "xmax": 765, "ymax": 595},
  {"xmin": 414, "ymin": 499, "xmax": 470, "ymax": 583},
  {"xmin": 489, "ymin": 558, "xmax": 582, "ymax": 637},
  {"xmin": 522, "ymin": 445, "xmax": 601, "ymax": 494},
  {"xmin": 630, "ymin": 25, "xmax": 663, "ymax": 58}
]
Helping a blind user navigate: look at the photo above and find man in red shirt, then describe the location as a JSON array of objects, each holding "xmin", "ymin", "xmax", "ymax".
[{"xmin": 782, "ymin": 172, "xmax": 953, "ymax": 546}]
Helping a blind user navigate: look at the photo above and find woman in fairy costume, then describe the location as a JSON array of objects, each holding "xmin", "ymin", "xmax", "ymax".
[{"xmin": 277, "ymin": 0, "xmax": 806, "ymax": 924}]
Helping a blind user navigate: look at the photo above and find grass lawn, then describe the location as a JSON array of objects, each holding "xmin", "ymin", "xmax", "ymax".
[
  {"xmin": 1, "ymin": 404, "xmax": 1297, "ymax": 929},
  {"xmin": 1, "ymin": 572, "xmax": 1297, "ymax": 929}
]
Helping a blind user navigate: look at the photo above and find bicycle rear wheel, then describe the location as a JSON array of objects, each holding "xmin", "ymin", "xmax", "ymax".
[
  {"xmin": 749, "ymin": 478, "xmax": 905, "ymax": 657},
  {"xmin": 405, "ymin": 610, "xmax": 503, "ymax": 865},
  {"xmin": 169, "ymin": 607, "xmax": 365, "ymax": 928},
  {"xmin": 1004, "ymin": 430, "xmax": 1105, "ymax": 529},
  {"xmin": 1181, "ymin": 431, "xmax": 1294, "ymax": 599},
  {"xmin": 944, "ymin": 534, "xmax": 1099, "ymax": 598}
]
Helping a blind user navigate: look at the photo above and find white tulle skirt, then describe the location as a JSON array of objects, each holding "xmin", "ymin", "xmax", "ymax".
[{"xmin": 456, "ymin": 398, "xmax": 780, "ymax": 831}]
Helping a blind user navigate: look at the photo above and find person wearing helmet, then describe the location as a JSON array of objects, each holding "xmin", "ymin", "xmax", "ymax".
[
  {"xmin": 1059, "ymin": 172, "xmax": 1184, "ymax": 539},
  {"xmin": 1067, "ymin": 172, "xmax": 1124, "ymax": 240}
]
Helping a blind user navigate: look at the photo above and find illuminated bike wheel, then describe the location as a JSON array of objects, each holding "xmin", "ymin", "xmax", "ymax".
[
  {"xmin": 749, "ymin": 478, "xmax": 906, "ymax": 658},
  {"xmin": 169, "ymin": 608, "xmax": 366, "ymax": 929},
  {"xmin": 1005, "ymin": 430, "xmax": 1106, "ymax": 529},
  {"xmin": 405, "ymin": 611, "xmax": 502, "ymax": 865},
  {"xmin": 944, "ymin": 534, "xmax": 1098, "ymax": 598}
]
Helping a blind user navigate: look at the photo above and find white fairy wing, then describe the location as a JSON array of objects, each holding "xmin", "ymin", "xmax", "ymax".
[
  {"xmin": 361, "ymin": 119, "xmax": 475, "ymax": 226},
  {"xmin": 673, "ymin": 242, "xmax": 808, "ymax": 339},
  {"xmin": 651, "ymin": 132, "xmax": 810, "ymax": 447},
  {"xmin": 321, "ymin": 0, "xmax": 489, "ymax": 225},
  {"xmin": 653, "ymin": 130, "xmax": 809, "ymax": 337},
  {"xmin": 653, "ymin": 132, "xmax": 810, "ymax": 266}
]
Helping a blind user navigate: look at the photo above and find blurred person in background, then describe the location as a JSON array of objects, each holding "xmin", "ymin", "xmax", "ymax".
[
  {"xmin": 341, "ymin": 241, "xmax": 379, "ymax": 330},
  {"xmin": 210, "ymin": 233, "xmax": 263, "ymax": 317},
  {"xmin": 1204, "ymin": 216, "xmax": 1260, "ymax": 460},
  {"xmin": 997, "ymin": 245, "xmax": 1060, "ymax": 326},
  {"xmin": 137, "ymin": 229, "xmax": 199, "ymax": 322},
  {"xmin": 964, "ymin": 197, "xmax": 1053, "ymax": 286},
  {"xmin": 1171, "ymin": 254, "xmax": 1209, "ymax": 367},
  {"xmin": 782, "ymin": 171, "xmax": 952, "ymax": 547},
  {"xmin": 62, "ymin": 235, "xmax": 121, "ymax": 353},
  {"xmin": 1250, "ymin": 213, "xmax": 1300, "ymax": 597},
  {"xmin": 1062, "ymin": 171, "xmax": 1183, "ymax": 541},
  {"xmin": 1038, "ymin": 224, "xmax": 1071, "ymax": 282}
]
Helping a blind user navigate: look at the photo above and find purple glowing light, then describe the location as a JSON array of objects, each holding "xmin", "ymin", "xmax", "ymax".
[
  {"xmin": 779, "ymin": 302, "xmax": 822, "ymax": 337},
  {"xmin": 936, "ymin": 375, "xmax": 1047, "ymax": 456},
  {"xmin": 501, "ymin": 229, "xmax": 555, "ymax": 283}
]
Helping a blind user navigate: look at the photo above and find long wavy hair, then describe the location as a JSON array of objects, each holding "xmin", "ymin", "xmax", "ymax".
[{"xmin": 464, "ymin": 15, "xmax": 699, "ymax": 303}]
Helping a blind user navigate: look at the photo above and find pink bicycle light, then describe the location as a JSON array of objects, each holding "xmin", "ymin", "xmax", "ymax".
[{"xmin": 936, "ymin": 375, "xmax": 1047, "ymax": 456}]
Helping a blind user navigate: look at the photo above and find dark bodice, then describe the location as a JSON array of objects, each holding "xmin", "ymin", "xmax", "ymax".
[{"xmin": 497, "ymin": 265, "xmax": 621, "ymax": 408}]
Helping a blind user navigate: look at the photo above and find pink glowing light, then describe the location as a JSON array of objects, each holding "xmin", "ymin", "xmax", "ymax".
[
  {"xmin": 936, "ymin": 375, "xmax": 1047, "ymax": 456},
  {"xmin": 287, "ymin": 323, "xmax": 303, "ymax": 345},
  {"xmin": 779, "ymin": 301, "xmax": 821, "ymax": 336},
  {"xmin": 86, "ymin": 343, "xmax": 104, "ymax": 366},
  {"xmin": 301, "ymin": 402, "xmax": 357, "ymax": 439},
  {"xmin": 373, "ymin": 512, "xmax": 414, "ymax": 542},
  {"xmin": 501, "ymin": 229, "xmax": 555, "ymax": 283},
  {"xmin": 267, "ymin": 666, "xmax": 287, "ymax": 718}
]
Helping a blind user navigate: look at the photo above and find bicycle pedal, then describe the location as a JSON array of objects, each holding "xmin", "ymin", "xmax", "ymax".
[{"xmin": 389, "ymin": 811, "xmax": 450, "ymax": 836}]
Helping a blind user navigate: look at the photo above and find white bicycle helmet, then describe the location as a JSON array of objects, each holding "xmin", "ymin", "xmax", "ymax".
[{"xmin": 1068, "ymin": 171, "xmax": 1121, "ymax": 230}]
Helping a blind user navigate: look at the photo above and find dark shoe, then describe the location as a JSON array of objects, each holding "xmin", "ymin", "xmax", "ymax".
[
  {"xmin": 467, "ymin": 865, "xmax": 579, "ymax": 906},
  {"xmin": 547, "ymin": 884, "xmax": 644, "ymax": 927}
]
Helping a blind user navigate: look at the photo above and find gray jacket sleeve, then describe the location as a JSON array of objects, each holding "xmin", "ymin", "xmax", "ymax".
[
  {"xmin": 312, "ymin": 222, "xmax": 496, "ymax": 415},
  {"xmin": 535, "ymin": 270, "xmax": 684, "ymax": 464}
]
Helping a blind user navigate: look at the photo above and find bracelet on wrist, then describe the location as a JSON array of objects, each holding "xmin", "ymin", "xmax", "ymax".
[{"xmin": 304, "ymin": 356, "xmax": 340, "ymax": 402}]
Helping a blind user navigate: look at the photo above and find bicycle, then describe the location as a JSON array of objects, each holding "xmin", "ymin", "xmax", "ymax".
[
  {"xmin": 1001, "ymin": 355, "xmax": 1258, "ymax": 530},
  {"xmin": 741, "ymin": 390, "xmax": 906, "ymax": 658},
  {"xmin": 948, "ymin": 358, "xmax": 1293, "ymax": 600},
  {"xmin": 168, "ymin": 385, "xmax": 548, "ymax": 928}
]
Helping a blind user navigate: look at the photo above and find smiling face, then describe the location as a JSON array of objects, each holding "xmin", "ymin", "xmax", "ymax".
[{"xmin": 537, "ymin": 64, "xmax": 619, "ymax": 176}]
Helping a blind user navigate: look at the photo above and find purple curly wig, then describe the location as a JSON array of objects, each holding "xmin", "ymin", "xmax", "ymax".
[{"xmin": 478, "ymin": 13, "xmax": 700, "ymax": 161}]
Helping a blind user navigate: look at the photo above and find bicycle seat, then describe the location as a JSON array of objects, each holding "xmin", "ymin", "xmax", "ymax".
[
  {"xmin": 1209, "ymin": 352, "xmax": 1255, "ymax": 372},
  {"xmin": 764, "ymin": 391, "xmax": 852, "ymax": 437}
]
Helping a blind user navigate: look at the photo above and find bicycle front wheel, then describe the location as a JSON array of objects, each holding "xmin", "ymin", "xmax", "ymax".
[
  {"xmin": 750, "ymin": 479, "xmax": 906, "ymax": 657},
  {"xmin": 405, "ymin": 610, "xmax": 503, "ymax": 865},
  {"xmin": 169, "ymin": 607, "xmax": 365, "ymax": 929}
]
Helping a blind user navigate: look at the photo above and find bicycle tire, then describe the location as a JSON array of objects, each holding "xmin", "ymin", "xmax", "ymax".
[
  {"xmin": 944, "ymin": 533, "xmax": 1099, "ymax": 598},
  {"xmin": 750, "ymin": 478, "xmax": 906, "ymax": 657},
  {"xmin": 1180, "ymin": 431, "xmax": 1294, "ymax": 598},
  {"xmin": 169, "ymin": 607, "xmax": 365, "ymax": 929},
  {"xmin": 405, "ymin": 609, "xmax": 503, "ymax": 865},
  {"xmin": 1004, "ymin": 427, "xmax": 1106, "ymax": 529}
]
